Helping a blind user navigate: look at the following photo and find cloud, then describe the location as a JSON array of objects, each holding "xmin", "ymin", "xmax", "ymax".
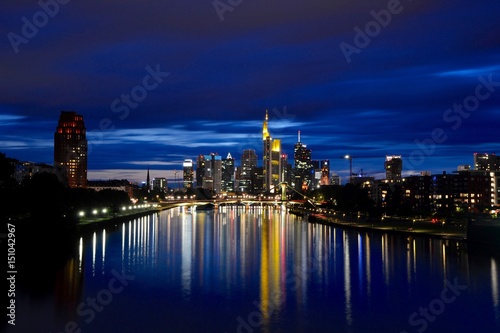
[{"xmin": 1, "ymin": 0, "xmax": 499, "ymax": 184}]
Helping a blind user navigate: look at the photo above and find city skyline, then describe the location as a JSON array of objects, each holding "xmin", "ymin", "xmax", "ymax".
[
  {"xmin": 1, "ymin": 1, "xmax": 500, "ymax": 183},
  {"xmin": 4, "ymin": 109, "xmax": 498, "ymax": 188}
]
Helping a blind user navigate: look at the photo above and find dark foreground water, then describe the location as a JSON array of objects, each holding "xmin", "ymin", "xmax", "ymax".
[{"xmin": 7, "ymin": 206, "xmax": 500, "ymax": 333}]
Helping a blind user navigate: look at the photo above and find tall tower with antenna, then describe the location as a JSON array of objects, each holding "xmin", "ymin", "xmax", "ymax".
[{"xmin": 262, "ymin": 110, "xmax": 282, "ymax": 192}]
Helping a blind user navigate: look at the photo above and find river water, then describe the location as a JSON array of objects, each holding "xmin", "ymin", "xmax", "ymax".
[{"xmin": 9, "ymin": 205, "xmax": 500, "ymax": 333}]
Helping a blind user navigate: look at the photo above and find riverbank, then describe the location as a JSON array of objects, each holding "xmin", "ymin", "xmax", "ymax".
[
  {"xmin": 76, "ymin": 202, "xmax": 179, "ymax": 233},
  {"xmin": 303, "ymin": 213, "xmax": 468, "ymax": 241}
]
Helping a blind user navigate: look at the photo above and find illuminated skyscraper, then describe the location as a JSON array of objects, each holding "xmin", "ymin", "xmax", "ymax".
[
  {"xmin": 262, "ymin": 111, "xmax": 282, "ymax": 192},
  {"xmin": 280, "ymin": 154, "xmax": 290, "ymax": 185},
  {"xmin": 54, "ymin": 111, "xmax": 87, "ymax": 188},
  {"xmin": 385, "ymin": 155, "xmax": 402, "ymax": 182},
  {"xmin": 183, "ymin": 159, "xmax": 194, "ymax": 189},
  {"xmin": 263, "ymin": 111, "xmax": 271, "ymax": 191},
  {"xmin": 239, "ymin": 149, "xmax": 257, "ymax": 193},
  {"xmin": 196, "ymin": 155, "xmax": 206, "ymax": 189},
  {"xmin": 221, "ymin": 153, "xmax": 235, "ymax": 192},
  {"xmin": 293, "ymin": 131, "xmax": 312, "ymax": 190},
  {"xmin": 197, "ymin": 153, "xmax": 222, "ymax": 193}
]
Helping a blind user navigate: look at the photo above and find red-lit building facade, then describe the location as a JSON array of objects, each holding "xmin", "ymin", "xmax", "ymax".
[{"xmin": 54, "ymin": 111, "xmax": 87, "ymax": 188}]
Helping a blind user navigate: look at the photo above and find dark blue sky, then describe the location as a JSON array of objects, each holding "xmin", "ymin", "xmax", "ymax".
[{"xmin": 1, "ymin": 0, "xmax": 499, "ymax": 183}]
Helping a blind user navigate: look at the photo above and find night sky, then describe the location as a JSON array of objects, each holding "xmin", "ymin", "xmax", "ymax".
[{"xmin": 1, "ymin": 0, "xmax": 499, "ymax": 184}]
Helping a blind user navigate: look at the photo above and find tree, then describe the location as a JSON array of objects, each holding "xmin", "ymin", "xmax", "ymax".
[
  {"xmin": 19, "ymin": 172, "xmax": 68, "ymax": 220},
  {"xmin": 0, "ymin": 152, "xmax": 19, "ymax": 221}
]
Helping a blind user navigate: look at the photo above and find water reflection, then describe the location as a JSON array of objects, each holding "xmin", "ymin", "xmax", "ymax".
[
  {"xmin": 344, "ymin": 231, "xmax": 352, "ymax": 326},
  {"xmin": 76, "ymin": 207, "xmax": 475, "ymax": 326},
  {"xmin": 15, "ymin": 206, "xmax": 500, "ymax": 333},
  {"xmin": 493, "ymin": 258, "xmax": 499, "ymax": 319}
]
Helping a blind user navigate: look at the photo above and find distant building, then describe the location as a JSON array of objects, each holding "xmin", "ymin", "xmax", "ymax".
[
  {"xmin": 320, "ymin": 160, "xmax": 330, "ymax": 186},
  {"xmin": 196, "ymin": 155, "xmax": 206, "ymax": 189},
  {"xmin": 152, "ymin": 177, "xmax": 167, "ymax": 192},
  {"xmin": 251, "ymin": 166, "xmax": 264, "ymax": 193},
  {"xmin": 404, "ymin": 175, "xmax": 433, "ymax": 215},
  {"xmin": 431, "ymin": 172, "xmax": 456, "ymax": 213},
  {"xmin": 145, "ymin": 167, "xmax": 151, "ymax": 192},
  {"xmin": 54, "ymin": 111, "xmax": 87, "ymax": 188},
  {"xmin": 331, "ymin": 173, "xmax": 341, "ymax": 186},
  {"xmin": 457, "ymin": 165, "xmax": 471, "ymax": 171},
  {"xmin": 222, "ymin": 153, "xmax": 235, "ymax": 193},
  {"xmin": 12, "ymin": 160, "xmax": 66, "ymax": 185},
  {"xmin": 239, "ymin": 149, "xmax": 258, "ymax": 193},
  {"xmin": 474, "ymin": 153, "xmax": 500, "ymax": 171},
  {"xmin": 396, "ymin": 168, "xmax": 500, "ymax": 214},
  {"xmin": 452, "ymin": 170, "xmax": 494, "ymax": 212},
  {"xmin": 197, "ymin": 153, "xmax": 222, "ymax": 193},
  {"xmin": 293, "ymin": 131, "xmax": 313, "ymax": 190},
  {"xmin": 281, "ymin": 154, "xmax": 292, "ymax": 186},
  {"xmin": 492, "ymin": 172, "xmax": 500, "ymax": 207},
  {"xmin": 385, "ymin": 155, "xmax": 402, "ymax": 183},
  {"xmin": 87, "ymin": 179, "xmax": 135, "ymax": 198},
  {"xmin": 183, "ymin": 159, "xmax": 194, "ymax": 189}
]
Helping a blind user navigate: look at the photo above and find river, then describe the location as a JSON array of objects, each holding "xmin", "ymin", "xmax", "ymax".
[{"xmin": 8, "ymin": 205, "xmax": 500, "ymax": 333}]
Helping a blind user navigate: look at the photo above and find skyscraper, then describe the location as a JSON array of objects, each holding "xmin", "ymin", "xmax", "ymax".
[
  {"xmin": 208, "ymin": 153, "xmax": 222, "ymax": 194},
  {"xmin": 294, "ymin": 131, "xmax": 312, "ymax": 190},
  {"xmin": 239, "ymin": 149, "xmax": 258, "ymax": 193},
  {"xmin": 385, "ymin": 155, "xmax": 403, "ymax": 182},
  {"xmin": 197, "ymin": 153, "xmax": 222, "ymax": 193},
  {"xmin": 221, "ymin": 153, "xmax": 235, "ymax": 193},
  {"xmin": 196, "ymin": 155, "xmax": 206, "ymax": 189},
  {"xmin": 280, "ymin": 154, "xmax": 290, "ymax": 185},
  {"xmin": 54, "ymin": 111, "xmax": 87, "ymax": 188},
  {"xmin": 183, "ymin": 159, "xmax": 194, "ymax": 189},
  {"xmin": 263, "ymin": 110, "xmax": 272, "ymax": 191},
  {"xmin": 262, "ymin": 111, "xmax": 282, "ymax": 192}
]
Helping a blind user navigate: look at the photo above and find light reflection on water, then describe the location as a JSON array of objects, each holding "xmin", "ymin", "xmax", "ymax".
[{"xmin": 11, "ymin": 206, "xmax": 500, "ymax": 333}]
